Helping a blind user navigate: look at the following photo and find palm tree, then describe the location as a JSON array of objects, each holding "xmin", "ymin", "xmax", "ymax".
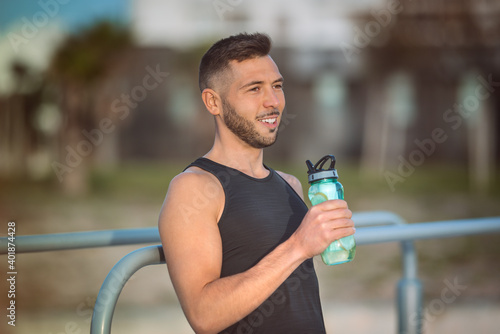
[{"xmin": 48, "ymin": 21, "xmax": 132, "ymax": 195}]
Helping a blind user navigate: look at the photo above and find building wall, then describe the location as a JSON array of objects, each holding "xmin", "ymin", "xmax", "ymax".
[{"xmin": 120, "ymin": 0, "xmax": 500, "ymax": 171}]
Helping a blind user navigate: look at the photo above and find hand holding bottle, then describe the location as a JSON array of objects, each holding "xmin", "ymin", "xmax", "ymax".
[
  {"xmin": 291, "ymin": 198, "xmax": 354, "ymax": 260},
  {"xmin": 306, "ymin": 155, "xmax": 356, "ymax": 265}
]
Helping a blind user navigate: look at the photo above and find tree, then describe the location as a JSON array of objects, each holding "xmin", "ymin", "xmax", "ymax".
[{"xmin": 48, "ymin": 21, "xmax": 132, "ymax": 195}]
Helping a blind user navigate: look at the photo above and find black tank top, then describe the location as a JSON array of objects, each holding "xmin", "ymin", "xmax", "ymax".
[{"xmin": 187, "ymin": 158, "xmax": 326, "ymax": 334}]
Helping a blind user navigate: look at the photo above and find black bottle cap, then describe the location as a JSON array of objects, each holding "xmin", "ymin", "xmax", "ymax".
[{"xmin": 306, "ymin": 155, "xmax": 338, "ymax": 184}]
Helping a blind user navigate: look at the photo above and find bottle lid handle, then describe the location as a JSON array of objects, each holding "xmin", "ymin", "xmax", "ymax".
[
  {"xmin": 314, "ymin": 155, "xmax": 336, "ymax": 171},
  {"xmin": 306, "ymin": 155, "xmax": 338, "ymax": 183}
]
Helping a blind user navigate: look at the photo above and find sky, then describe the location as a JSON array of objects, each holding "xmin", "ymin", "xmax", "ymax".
[
  {"xmin": 0, "ymin": 0, "xmax": 131, "ymax": 33},
  {"xmin": 0, "ymin": 0, "xmax": 130, "ymax": 94}
]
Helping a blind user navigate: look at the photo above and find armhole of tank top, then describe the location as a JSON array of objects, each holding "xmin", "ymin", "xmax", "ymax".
[
  {"xmin": 185, "ymin": 162, "xmax": 228, "ymax": 225},
  {"xmin": 274, "ymin": 171, "xmax": 308, "ymax": 206}
]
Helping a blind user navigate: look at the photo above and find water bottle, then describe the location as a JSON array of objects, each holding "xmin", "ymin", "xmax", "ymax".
[{"xmin": 306, "ymin": 155, "xmax": 356, "ymax": 265}]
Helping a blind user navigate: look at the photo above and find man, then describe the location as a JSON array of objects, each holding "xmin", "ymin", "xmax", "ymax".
[{"xmin": 158, "ymin": 32, "xmax": 355, "ymax": 333}]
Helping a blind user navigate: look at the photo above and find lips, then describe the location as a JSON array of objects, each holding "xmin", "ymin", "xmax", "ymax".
[
  {"xmin": 257, "ymin": 111, "xmax": 280, "ymax": 128},
  {"xmin": 258, "ymin": 117, "xmax": 278, "ymax": 128}
]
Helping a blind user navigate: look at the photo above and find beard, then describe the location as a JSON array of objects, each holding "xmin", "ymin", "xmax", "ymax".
[{"xmin": 221, "ymin": 97, "xmax": 280, "ymax": 149}]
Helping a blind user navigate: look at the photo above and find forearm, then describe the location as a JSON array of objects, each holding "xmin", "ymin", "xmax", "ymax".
[{"xmin": 182, "ymin": 236, "xmax": 306, "ymax": 333}]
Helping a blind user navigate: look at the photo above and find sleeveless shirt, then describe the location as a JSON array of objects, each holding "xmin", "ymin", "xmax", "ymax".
[{"xmin": 186, "ymin": 158, "xmax": 326, "ymax": 334}]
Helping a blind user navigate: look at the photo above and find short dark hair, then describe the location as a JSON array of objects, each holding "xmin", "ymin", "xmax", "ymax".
[{"xmin": 198, "ymin": 32, "xmax": 272, "ymax": 92}]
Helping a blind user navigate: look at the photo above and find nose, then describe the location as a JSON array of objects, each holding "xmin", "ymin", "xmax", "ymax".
[{"xmin": 263, "ymin": 86, "xmax": 281, "ymax": 109}]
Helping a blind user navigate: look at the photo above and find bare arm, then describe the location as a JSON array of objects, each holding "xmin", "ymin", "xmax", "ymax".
[{"xmin": 158, "ymin": 169, "xmax": 354, "ymax": 333}]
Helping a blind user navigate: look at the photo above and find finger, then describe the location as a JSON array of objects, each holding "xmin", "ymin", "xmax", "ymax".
[
  {"xmin": 316, "ymin": 208, "xmax": 353, "ymax": 222},
  {"xmin": 316, "ymin": 199, "xmax": 348, "ymax": 211},
  {"xmin": 329, "ymin": 218, "xmax": 355, "ymax": 230},
  {"xmin": 328, "ymin": 224, "xmax": 356, "ymax": 240}
]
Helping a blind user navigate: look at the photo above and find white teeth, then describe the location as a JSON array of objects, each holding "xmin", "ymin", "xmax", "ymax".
[{"xmin": 261, "ymin": 118, "xmax": 276, "ymax": 124}]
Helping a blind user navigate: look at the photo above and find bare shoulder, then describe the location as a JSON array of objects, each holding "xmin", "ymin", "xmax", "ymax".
[
  {"xmin": 159, "ymin": 166, "xmax": 224, "ymax": 227},
  {"xmin": 276, "ymin": 170, "xmax": 305, "ymax": 200},
  {"xmin": 168, "ymin": 166, "xmax": 220, "ymax": 193}
]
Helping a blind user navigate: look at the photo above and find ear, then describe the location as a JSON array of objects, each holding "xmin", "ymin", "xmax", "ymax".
[{"xmin": 201, "ymin": 88, "xmax": 222, "ymax": 116}]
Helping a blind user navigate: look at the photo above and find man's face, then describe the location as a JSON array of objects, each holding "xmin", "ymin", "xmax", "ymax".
[{"xmin": 218, "ymin": 56, "xmax": 285, "ymax": 149}]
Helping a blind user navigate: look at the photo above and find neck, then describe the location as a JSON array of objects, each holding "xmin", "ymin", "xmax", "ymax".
[{"xmin": 204, "ymin": 130, "xmax": 269, "ymax": 179}]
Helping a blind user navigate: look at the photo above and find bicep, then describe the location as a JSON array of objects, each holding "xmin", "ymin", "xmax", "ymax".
[{"xmin": 158, "ymin": 173, "xmax": 224, "ymax": 307}]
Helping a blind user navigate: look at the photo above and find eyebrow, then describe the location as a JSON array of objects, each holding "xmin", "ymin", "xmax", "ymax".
[{"xmin": 239, "ymin": 77, "xmax": 284, "ymax": 90}]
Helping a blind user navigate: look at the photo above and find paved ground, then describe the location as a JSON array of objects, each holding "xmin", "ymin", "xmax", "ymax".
[{"xmin": 8, "ymin": 301, "xmax": 500, "ymax": 334}]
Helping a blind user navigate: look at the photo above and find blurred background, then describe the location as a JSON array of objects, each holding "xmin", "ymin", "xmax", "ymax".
[{"xmin": 1, "ymin": 0, "xmax": 499, "ymax": 333}]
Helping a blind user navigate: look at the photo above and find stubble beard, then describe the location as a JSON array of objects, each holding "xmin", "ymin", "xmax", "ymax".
[{"xmin": 221, "ymin": 97, "xmax": 280, "ymax": 149}]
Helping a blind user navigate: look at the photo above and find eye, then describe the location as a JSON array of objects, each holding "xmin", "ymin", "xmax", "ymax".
[
  {"xmin": 249, "ymin": 86, "xmax": 260, "ymax": 92},
  {"xmin": 273, "ymin": 81, "xmax": 284, "ymax": 90}
]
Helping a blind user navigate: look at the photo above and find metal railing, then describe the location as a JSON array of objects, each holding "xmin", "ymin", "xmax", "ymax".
[
  {"xmin": 0, "ymin": 227, "xmax": 160, "ymax": 253},
  {"xmin": 2, "ymin": 212, "xmax": 500, "ymax": 334},
  {"xmin": 91, "ymin": 245, "xmax": 165, "ymax": 334},
  {"xmin": 0, "ymin": 211, "xmax": 404, "ymax": 254}
]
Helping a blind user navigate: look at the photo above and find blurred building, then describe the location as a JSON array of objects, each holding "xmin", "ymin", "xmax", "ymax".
[
  {"xmin": 127, "ymin": 0, "xmax": 500, "ymax": 174},
  {"xmin": 125, "ymin": 0, "xmax": 376, "ymax": 162}
]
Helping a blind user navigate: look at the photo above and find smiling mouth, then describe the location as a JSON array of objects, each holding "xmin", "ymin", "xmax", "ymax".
[
  {"xmin": 257, "ymin": 111, "xmax": 280, "ymax": 128},
  {"xmin": 258, "ymin": 117, "xmax": 278, "ymax": 128}
]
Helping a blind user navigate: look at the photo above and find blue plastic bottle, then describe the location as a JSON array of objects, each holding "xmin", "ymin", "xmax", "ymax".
[{"xmin": 306, "ymin": 155, "xmax": 356, "ymax": 265}]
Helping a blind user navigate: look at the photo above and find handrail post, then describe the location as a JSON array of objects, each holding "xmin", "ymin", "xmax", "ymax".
[
  {"xmin": 90, "ymin": 245, "xmax": 165, "ymax": 334},
  {"xmin": 397, "ymin": 241, "xmax": 422, "ymax": 334},
  {"xmin": 353, "ymin": 211, "xmax": 423, "ymax": 333}
]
